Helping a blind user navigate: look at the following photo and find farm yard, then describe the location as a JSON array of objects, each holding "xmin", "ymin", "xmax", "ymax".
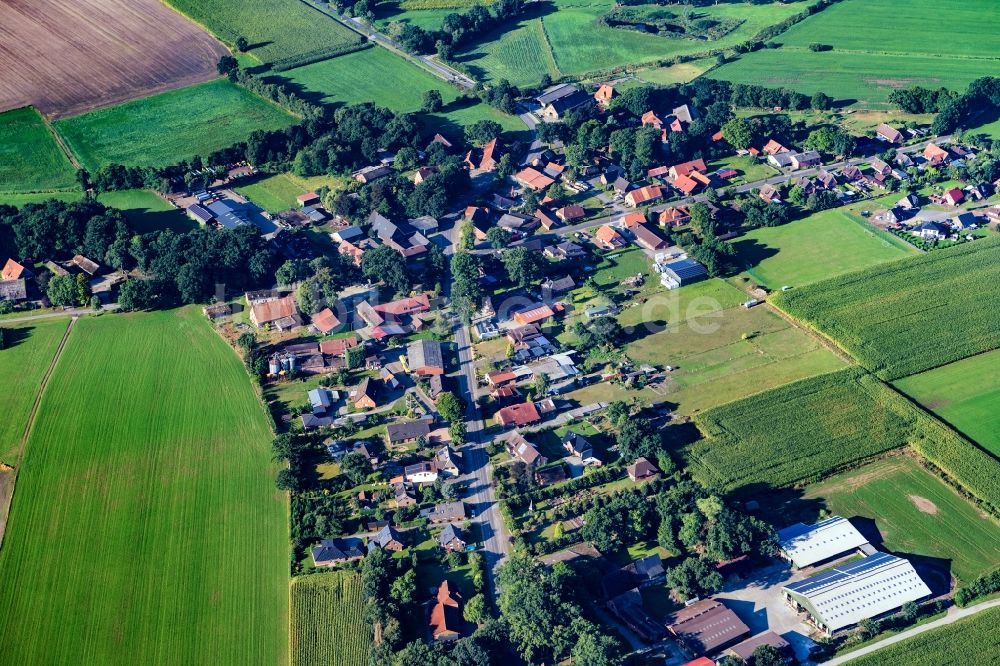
[
  {"xmin": 711, "ymin": 0, "xmax": 1000, "ymax": 105},
  {"xmin": 0, "ymin": 309, "xmax": 288, "ymax": 665},
  {"xmin": 732, "ymin": 206, "xmax": 917, "ymax": 289},
  {"xmin": 55, "ymin": 79, "xmax": 297, "ymax": 171},
  {"xmin": 895, "ymin": 350, "xmax": 1000, "ymax": 458},
  {"xmin": 0, "ymin": 107, "xmax": 77, "ymax": 193},
  {"xmin": 0, "ymin": 318, "xmax": 69, "ymax": 464},
  {"xmin": 773, "ymin": 237, "xmax": 1000, "ymax": 381},
  {"xmin": 165, "ymin": 0, "xmax": 365, "ymax": 70},
  {"xmin": 271, "ymin": 48, "xmax": 524, "ymax": 135},
  {"xmin": 96, "ymin": 189, "xmax": 198, "ymax": 234},
  {"xmin": 291, "ymin": 573, "xmax": 370, "ymax": 666},
  {"xmin": 801, "ymin": 456, "xmax": 1000, "ymax": 587},
  {"xmin": 847, "ymin": 605, "xmax": 1000, "ymax": 666},
  {"xmin": 0, "ymin": 0, "xmax": 227, "ymax": 118},
  {"xmin": 457, "ymin": 0, "xmax": 806, "ymax": 86},
  {"xmin": 685, "ymin": 368, "xmax": 916, "ymax": 492}
]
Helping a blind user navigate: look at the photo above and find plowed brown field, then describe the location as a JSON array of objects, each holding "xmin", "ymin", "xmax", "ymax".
[{"xmin": 0, "ymin": 0, "xmax": 229, "ymax": 118}]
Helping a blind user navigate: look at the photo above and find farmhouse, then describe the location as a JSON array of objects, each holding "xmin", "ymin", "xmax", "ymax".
[
  {"xmin": 667, "ymin": 599, "xmax": 750, "ymax": 657},
  {"xmin": 536, "ymin": 83, "xmax": 590, "ymax": 120},
  {"xmin": 0, "ymin": 279, "xmax": 27, "ymax": 303},
  {"xmin": 624, "ymin": 185, "xmax": 663, "ymax": 207},
  {"xmin": 781, "ymin": 552, "xmax": 931, "ymax": 635},
  {"xmin": 430, "ymin": 581, "xmax": 463, "ymax": 641},
  {"xmin": 319, "ymin": 335, "xmax": 358, "ymax": 357},
  {"xmin": 387, "ymin": 420, "xmax": 432, "ymax": 447},
  {"xmin": 1, "ymin": 259, "xmax": 32, "ymax": 281},
  {"xmin": 594, "ymin": 225, "xmax": 626, "ymax": 250},
  {"xmin": 312, "ymin": 537, "xmax": 365, "ymax": 567},
  {"xmin": 373, "ymin": 524, "xmax": 406, "ymax": 551},
  {"xmin": 311, "ymin": 308, "xmax": 340, "ymax": 335},
  {"xmin": 777, "ymin": 516, "xmax": 871, "ymax": 569},
  {"xmin": 352, "ymin": 165, "xmax": 392, "ymax": 183},
  {"xmin": 876, "ymin": 123, "xmax": 904, "ymax": 144},
  {"xmin": 633, "ymin": 224, "xmax": 669, "ymax": 251},
  {"xmin": 627, "ymin": 457, "xmax": 659, "ymax": 482},
  {"xmin": 513, "ymin": 303, "xmax": 555, "ymax": 327},
  {"xmin": 514, "ymin": 167, "xmax": 555, "ymax": 191},
  {"xmin": 406, "ymin": 339, "xmax": 444, "ymax": 376},
  {"xmin": 497, "ymin": 402, "xmax": 542, "ymax": 428},
  {"xmin": 437, "ymin": 524, "xmax": 466, "ymax": 552},
  {"xmin": 249, "ymin": 294, "xmax": 301, "ymax": 330},
  {"xmin": 923, "ymin": 143, "xmax": 949, "ymax": 166},
  {"xmin": 421, "ymin": 500, "xmax": 466, "ymax": 524},
  {"xmin": 594, "ymin": 83, "xmax": 617, "ymax": 106},
  {"xmin": 505, "ymin": 430, "xmax": 547, "ymax": 465}
]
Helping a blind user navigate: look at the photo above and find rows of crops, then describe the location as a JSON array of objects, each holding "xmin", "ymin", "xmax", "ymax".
[
  {"xmin": 686, "ymin": 368, "xmax": 914, "ymax": 491},
  {"xmin": 166, "ymin": 0, "xmax": 364, "ymax": 69},
  {"xmin": 848, "ymin": 605, "xmax": 1000, "ymax": 666},
  {"xmin": 772, "ymin": 237, "xmax": 1000, "ymax": 380},
  {"xmin": 292, "ymin": 572, "xmax": 371, "ymax": 666},
  {"xmin": 0, "ymin": 107, "xmax": 77, "ymax": 193}
]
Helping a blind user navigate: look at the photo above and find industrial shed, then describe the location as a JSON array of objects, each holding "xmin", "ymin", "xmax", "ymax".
[
  {"xmin": 781, "ymin": 552, "xmax": 931, "ymax": 635},
  {"xmin": 777, "ymin": 516, "xmax": 870, "ymax": 568}
]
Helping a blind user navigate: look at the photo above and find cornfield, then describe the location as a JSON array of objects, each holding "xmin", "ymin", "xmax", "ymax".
[
  {"xmin": 772, "ymin": 236, "xmax": 1000, "ymax": 381},
  {"xmin": 291, "ymin": 572, "xmax": 371, "ymax": 666}
]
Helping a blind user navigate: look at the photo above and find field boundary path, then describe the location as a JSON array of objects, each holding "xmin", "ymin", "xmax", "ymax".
[
  {"xmin": 821, "ymin": 598, "xmax": 1000, "ymax": 665},
  {"xmin": 40, "ymin": 114, "xmax": 81, "ymax": 170},
  {"xmin": 0, "ymin": 316, "xmax": 77, "ymax": 552}
]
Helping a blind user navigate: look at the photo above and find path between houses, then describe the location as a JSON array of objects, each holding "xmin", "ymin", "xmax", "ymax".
[
  {"xmin": 820, "ymin": 597, "xmax": 1000, "ymax": 665},
  {"xmin": 0, "ymin": 315, "xmax": 77, "ymax": 552}
]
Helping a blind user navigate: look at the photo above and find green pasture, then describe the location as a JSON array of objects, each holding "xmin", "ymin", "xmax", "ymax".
[
  {"xmin": 56, "ymin": 79, "xmax": 296, "ymax": 170},
  {"xmin": 272, "ymin": 48, "xmax": 524, "ymax": 136},
  {"xmin": 895, "ymin": 350, "xmax": 1000, "ymax": 458},
  {"xmin": 166, "ymin": 0, "xmax": 364, "ymax": 68},
  {"xmin": 0, "ymin": 318, "xmax": 70, "ymax": 464},
  {"xmin": 0, "ymin": 107, "xmax": 77, "ymax": 193},
  {"xmin": 97, "ymin": 189, "xmax": 197, "ymax": 234},
  {"xmin": 0, "ymin": 308, "xmax": 287, "ymax": 665},
  {"xmin": 732, "ymin": 207, "xmax": 916, "ymax": 289},
  {"xmin": 236, "ymin": 173, "xmax": 308, "ymax": 213},
  {"xmin": 802, "ymin": 456, "xmax": 1000, "ymax": 586},
  {"xmin": 634, "ymin": 58, "xmax": 716, "ymax": 86},
  {"xmin": 773, "ymin": 236, "xmax": 1000, "ymax": 380},
  {"xmin": 0, "ymin": 191, "xmax": 84, "ymax": 207}
]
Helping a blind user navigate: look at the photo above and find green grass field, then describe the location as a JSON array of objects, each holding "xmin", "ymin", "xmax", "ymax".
[
  {"xmin": 56, "ymin": 79, "xmax": 296, "ymax": 170},
  {"xmin": 291, "ymin": 573, "xmax": 370, "ymax": 666},
  {"xmin": 773, "ymin": 236, "xmax": 1000, "ymax": 380},
  {"xmin": 895, "ymin": 350, "xmax": 1000, "ymax": 458},
  {"xmin": 0, "ymin": 107, "xmax": 77, "ymax": 193},
  {"xmin": 0, "ymin": 318, "xmax": 69, "ymax": 464},
  {"xmin": 711, "ymin": 0, "xmax": 1000, "ymax": 106},
  {"xmin": 848, "ymin": 605, "xmax": 1000, "ymax": 666},
  {"xmin": 166, "ymin": 0, "xmax": 364, "ymax": 69},
  {"xmin": 0, "ymin": 191, "xmax": 84, "ymax": 207},
  {"xmin": 686, "ymin": 368, "xmax": 914, "ymax": 492},
  {"xmin": 733, "ymin": 207, "xmax": 917, "ymax": 289},
  {"xmin": 235, "ymin": 173, "xmax": 308, "ymax": 213},
  {"xmin": 803, "ymin": 457, "xmax": 1000, "ymax": 586},
  {"xmin": 273, "ymin": 48, "xmax": 524, "ymax": 136},
  {"xmin": 634, "ymin": 58, "xmax": 717, "ymax": 85},
  {"xmin": 0, "ymin": 309, "xmax": 288, "ymax": 665},
  {"xmin": 458, "ymin": 0, "xmax": 805, "ymax": 86},
  {"xmin": 97, "ymin": 189, "xmax": 198, "ymax": 234}
]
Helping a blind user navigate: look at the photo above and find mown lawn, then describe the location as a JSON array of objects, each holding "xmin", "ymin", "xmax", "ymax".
[
  {"xmin": 272, "ymin": 48, "xmax": 525, "ymax": 137},
  {"xmin": 0, "ymin": 317, "xmax": 69, "ymax": 464},
  {"xmin": 711, "ymin": 0, "xmax": 1000, "ymax": 106},
  {"xmin": 235, "ymin": 173, "xmax": 310, "ymax": 213},
  {"xmin": 165, "ymin": 0, "xmax": 364, "ymax": 68},
  {"xmin": 0, "ymin": 190, "xmax": 83, "ymax": 207},
  {"xmin": 97, "ymin": 189, "xmax": 197, "ymax": 234},
  {"xmin": 802, "ymin": 456, "xmax": 1000, "ymax": 586},
  {"xmin": 0, "ymin": 308, "xmax": 288, "ymax": 665},
  {"xmin": 732, "ymin": 207, "xmax": 917, "ymax": 289},
  {"xmin": 0, "ymin": 107, "xmax": 77, "ymax": 193},
  {"xmin": 291, "ymin": 572, "xmax": 370, "ymax": 666},
  {"xmin": 56, "ymin": 79, "xmax": 297, "ymax": 170},
  {"xmin": 895, "ymin": 349, "xmax": 1000, "ymax": 458}
]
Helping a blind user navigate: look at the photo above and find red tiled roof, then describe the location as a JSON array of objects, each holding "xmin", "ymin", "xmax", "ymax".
[
  {"xmin": 319, "ymin": 335, "xmax": 358, "ymax": 356},
  {"xmin": 514, "ymin": 167, "xmax": 555, "ymax": 191},
  {"xmin": 496, "ymin": 402, "xmax": 541, "ymax": 427},
  {"xmin": 670, "ymin": 159, "xmax": 707, "ymax": 178},
  {"xmin": 1, "ymin": 258, "xmax": 27, "ymax": 281},
  {"xmin": 673, "ymin": 174, "xmax": 699, "ymax": 194},
  {"xmin": 312, "ymin": 308, "xmax": 341, "ymax": 334},
  {"xmin": 373, "ymin": 294, "xmax": 430, "ymax": 317},
  {"xmin": 513, "ymin": 304, "xmax": 555, "ymax": 326},
  {"xmin": 251, "ymin": 295, "xmax": 298, "ymax": 326},
  {"xmin": 625, "ymin": 185, "xmax": 663, "ymax": 206}
]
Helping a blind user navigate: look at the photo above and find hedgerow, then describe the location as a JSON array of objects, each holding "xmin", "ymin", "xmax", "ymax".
[
  {"xmin": 772, "ymin": 236, "xmax": 1000, "ymax": 380},
  {"xmin": 686, "ymin": 368, "xmax": 914, "ymax": 492}
]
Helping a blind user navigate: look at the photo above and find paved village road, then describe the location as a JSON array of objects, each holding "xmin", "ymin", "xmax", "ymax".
[
  {"xmin": 821, "ymin": 598, "xmax": 1000, "ymax": 665},
  {"xmin": 0, "ymin": 304, "xmax": 118, "ymax": 324}
]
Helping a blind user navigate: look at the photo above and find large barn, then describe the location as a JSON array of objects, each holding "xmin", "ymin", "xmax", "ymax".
[{"xmin": 777, "ymin": 516, "xmax": 871, "ymax": 568}]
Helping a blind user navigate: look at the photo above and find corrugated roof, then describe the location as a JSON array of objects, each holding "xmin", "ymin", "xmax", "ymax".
[{"xmin": 778, "ymin": 516, "xmax": 869, "ymax": 568}]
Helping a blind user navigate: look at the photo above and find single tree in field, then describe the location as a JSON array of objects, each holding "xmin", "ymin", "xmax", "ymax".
[
  {"xmin": 235, "ymin": 36, "xmax": 249, "ymax": 52},
  {"xmin": 422, "ymin": 89, "xmax": 443, "ymax": 113}
]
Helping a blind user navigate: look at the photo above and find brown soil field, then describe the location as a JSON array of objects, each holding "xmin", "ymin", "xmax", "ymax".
[{"xmin": 0, "ymin": 0, "xmax": 229, "ymax": 118}]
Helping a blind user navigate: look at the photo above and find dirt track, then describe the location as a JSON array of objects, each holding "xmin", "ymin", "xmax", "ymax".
[{"xmin": 0, "ymin": 0, "xmax": 229, "ymax": 119}]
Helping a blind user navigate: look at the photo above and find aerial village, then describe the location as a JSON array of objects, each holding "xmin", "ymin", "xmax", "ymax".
[{"xmin": 4, "ymin": 77, "xmax": 999, "ymax": 666}]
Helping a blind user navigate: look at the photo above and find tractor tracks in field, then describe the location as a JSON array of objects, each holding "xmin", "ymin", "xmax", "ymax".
[{"xmin": 0, "ymin": 316, "xmax": 77, "ymax": 552}]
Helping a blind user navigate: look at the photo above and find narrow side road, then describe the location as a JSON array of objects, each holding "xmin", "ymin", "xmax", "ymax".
[{"xmin": 0, "ymin": 316, "xmax": 77, "ymax": 551}]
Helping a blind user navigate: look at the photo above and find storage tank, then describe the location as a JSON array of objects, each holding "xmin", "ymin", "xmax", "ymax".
[{"xmin": 268, "ymin": 356, "xmax": 280, "ymax": 375}]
